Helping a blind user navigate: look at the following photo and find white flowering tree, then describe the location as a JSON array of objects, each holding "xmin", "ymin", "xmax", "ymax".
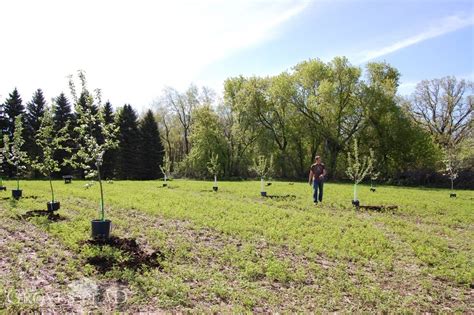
[
  {"xmin": 0, "ymin": 141, "xmax": 6, "ymax": 190},
  {"xmin": 207, "ymin": 153, "xmax": 220, "ymax": 190},
  {"xmin": 250, "ymin": 154, "xmax": 273, "ymax": 195},
  {"xmin": 32, "ymin": 108, "xmax": 71, "ymax": 206},
  {"xmin": 3, "ymin": 115, "xmax": 29, "ymax": 193},
  {"xmin": 160, "ymin": 154, "xmax": 171, "ymax": 186},
  {"xmin": 346, "ymin": 139, "xmax": 375, "ymax": 203},
  {"xmin": 69, "ymin": 71, "xmax": 118, "ymax": 221},
  {"xmin": 443, "ymin": 145, "xmax": 461, "ymax": 196}
]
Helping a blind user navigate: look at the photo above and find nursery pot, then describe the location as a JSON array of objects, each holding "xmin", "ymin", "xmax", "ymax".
[
  {"xmin": 352, "ymin": 200, "xmax": 360, "ymax": 207},
  {"xmin": 47, "ymin": 201, "xmax": 60, "ymax": 212},
  {"xmin": 12, "ymin": 189, "xmax": 22, "ymax": 199},
  {"xmin": 163, "ymin": 183, "xmax": 168, "ymax": 187},
  {"xmin": 0, "ymin": 186, "xmax": 6, "ymax": 191},
  {"xmin": 213, "ymin": 186, "xmax": 218, "ymax": 192},
  {"xmin": 63, "ymin": 175, "xmax": 73, "ymax": 184},
  {"xmin": 261, "ymin": 191, "xmax": 267, "ymax": 197},
  {"xmin": 91, "ymin": 219, "xmax": 111, "ymax": 239},
  {"xmin": 370, "ymin": 188, "xmax": 376, "ymax": 192},
  {"xmin": 450, "ymin": 193, "xmax": 457, "ymax": 198}
]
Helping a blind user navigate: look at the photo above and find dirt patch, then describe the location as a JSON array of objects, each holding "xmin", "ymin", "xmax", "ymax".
[
  {"xmin": 81, "ymin": 236, "xmax": 165, "ymax": 273},
  {"xmin": 18, "ymin": 210, "xmax": 66, "ymax": 222},
  {"xmin": 357, "ymin": 205, "xmax": 398, "ymax": 212}
]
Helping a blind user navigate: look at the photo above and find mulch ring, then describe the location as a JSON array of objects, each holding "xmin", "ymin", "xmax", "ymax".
[
  {"xmin": 265, "ymin": 194, "xmax": 297, "ymax": 201},
  {"xmin": 17, "ymin": 209, "xmax": 65, "ymax": 221},
  {"xmin": 357, "ymin": 205, "xmax": 398, "ymax": 212},
  {"xmin": 80, "ymin": 236, "xmax": 165, "ymax": 273}
]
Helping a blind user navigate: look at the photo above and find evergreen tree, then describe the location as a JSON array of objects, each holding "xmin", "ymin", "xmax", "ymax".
[
  {"xmin": 138, "ymin": 110, "xmax": 164, "ymax": 179},
  {"xmin": 115, "ymin": 104, "xmax": 140, "ymax": 179},
  {"xmin": 52, "ymin": 93, "xmax": 74, "ymax": 177},
  {"xmin": 4, "ymin": 88, "xmax": 25, "ymax": 136},
  {"xmin": 101, "ymin": 101, "xmax": 116, "ymax": 179},
  {"xmin": 25, "ymin": 89, "xmax": 46, "ymax": 173}
]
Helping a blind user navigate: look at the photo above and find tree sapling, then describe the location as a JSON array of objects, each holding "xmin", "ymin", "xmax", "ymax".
[
  {"xmin": 160, "ymin": 154, "xmax": 171, "ymax": 187},
  {"xmin": 69, "ymin": 71, "xmax": 119, "ymax": 238},
  {"xmin": 443, "ymin": 146, "xmax": 460, "ymax": 198},
  {"xmin": 3, "ymin": 115, "xmax": 29, "ymax": 199},
  {"xmin": 32, "ymin": 108, "xmax": 71, "ymax": 211},
  {"xmin": 346, "ymin": 139, "xmax": 375, "ymax": 207},
  {"xmin": 251, "ymin": 155, "xmax": 273, "ymax": 197},
  {"xmin": 207, "ymin": 153, "xmax": 220, "ymax": 191},
  {"xmin": 0, "ymin": 143, "xmax": 7, "ymax": 191}
]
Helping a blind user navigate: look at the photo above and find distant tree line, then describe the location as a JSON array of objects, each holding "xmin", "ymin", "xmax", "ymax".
[
  {"xmin": 0, "ymin": 85, "xmax": 164, "ymax": 180},
  {"xmin": 1, "ymin": 57, "xmax": 472, "ymax": 187}
]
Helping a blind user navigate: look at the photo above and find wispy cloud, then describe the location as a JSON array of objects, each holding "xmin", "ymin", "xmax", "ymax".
[
  {"xmin": 358, "ymin": 14, "xmax": 474, "ymax": 63},
  {"xmin": 0, "ymin": 0, "xmax": 310, "ymax": 110}
]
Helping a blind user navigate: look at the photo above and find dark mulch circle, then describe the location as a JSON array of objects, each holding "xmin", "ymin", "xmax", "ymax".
[
  {"xmin": 358, "ymin": 205, "xmax": 398, "ymax": 212},
  {"xmin": 81, "ymin": 236, "xmax": 165, "ymax": 273},
  {"xmin": 266, "ymin": 195, "xmax": 297, "ymax": 201},
  {"xmin": 18, "ymin": 210, "xmax": 65, "ymax": 222}
]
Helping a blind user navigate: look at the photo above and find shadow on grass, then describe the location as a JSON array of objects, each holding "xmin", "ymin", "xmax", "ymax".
[
  {"xmin": 17, "ymin": 210, "xmax": 66, "ymax": 222},
  {"xmin": 81, "ymin": 236, "xmax": 165, "ymax": 273}
]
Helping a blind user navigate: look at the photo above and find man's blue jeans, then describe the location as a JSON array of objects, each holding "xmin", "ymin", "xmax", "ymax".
[{"xmin": 313, "ymin": 179, "xmax": 324, "ymax": 203}]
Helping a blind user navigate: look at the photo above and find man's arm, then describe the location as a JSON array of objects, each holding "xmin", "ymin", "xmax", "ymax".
[
  {"xmin": 321, "ymin": 166, "xmax": 327, "ymax": 178},
  {"xmin": 308, "ymin": 169, "xmax": 313, "ymax": 185}
]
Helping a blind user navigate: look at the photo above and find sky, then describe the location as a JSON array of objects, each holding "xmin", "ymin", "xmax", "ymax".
[{"xmin": 0, "ymin": 0, "xmax": 473, "ymax": 112}]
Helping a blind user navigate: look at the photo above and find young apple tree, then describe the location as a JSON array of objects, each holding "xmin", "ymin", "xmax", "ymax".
[
  {"xmin": 251, "ymin": 154, "xmax": 273, "ymax": 195},
  {"xmin": 3, "ymin": 115, "xmax": 29, "ymax": 192},
  {"xmin": 69, "ymin": 71, "xmax": 118, "ymax": 221},
  {"xmin": 346, "ymin": 138, "xmax": 375, "ymax": 204},
  {"xmin": 32, "ymin": 108, "xmax": 71, "ymax": 205},
  {"xmin": 207, "ymin": 153, "xmax": 220, "ymax": 189},
  {"xmin": 443, "ymin": 145, "xmax": 461, "ymax": 196},
  {"xmin": 160, "ymin": 154, "xmax": 171, "ymax": 186}
]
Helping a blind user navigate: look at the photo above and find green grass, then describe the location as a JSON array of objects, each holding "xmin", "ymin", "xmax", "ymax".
[{"xmin": 0, "ymin": 179, "xmax": 472, "ymax": 312}]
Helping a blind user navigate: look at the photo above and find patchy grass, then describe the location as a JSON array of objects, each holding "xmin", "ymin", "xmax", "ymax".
[{"xmin": 0, "ymin": 179, "xmax": 472, "ymax": 312}]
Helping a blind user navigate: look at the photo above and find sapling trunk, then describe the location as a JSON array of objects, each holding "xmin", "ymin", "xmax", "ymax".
[
  {"xmin": 97, "ymin": 164, "xmax": 105, "ymax": 221},
  {"xmin": 214, "ymin": 175, "xmax": 217, "ymax": 187},
  {"xmin": 451, "ymin": 177, "xmax": 454, "ymax": 193},
  {"xmin": 353, "ymin": 183, "xmax": 358, "ymax": 201},
  {"xmin": 261, "ymin": 177, "xmax": 264, "ymax": 192},
  {"xmin": 164, "ymin": 174, "xmax": 167, "ymax": 183},
  {"xmin": 49, "ymin": 175, "xmax": 55, "ymax": 202},
  {"xmin": 16, "ymin": 165, "xmax": 20, "ymax": 190}
]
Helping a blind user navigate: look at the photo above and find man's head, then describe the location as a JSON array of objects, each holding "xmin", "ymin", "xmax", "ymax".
[{"xmin": 314, "ymin": 155, "xmax": 321, "ymax": 164}]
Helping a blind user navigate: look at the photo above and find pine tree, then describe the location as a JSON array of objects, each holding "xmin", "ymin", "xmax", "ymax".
[
  {"xmin": 101, "ymin": 101, "xmax": 116, "ymax": 179},
  {"xmin": 138, "ymin": 110, "xmax": 164, "ymax": 179},
  {"xmin": 4, "ymin": 88, "xmax": 25, "ymax": 136},
  {"xmin": 115, "ymin": 104, "xmax": 140, "ymax": 179},
  {"xmin": 52, "ymin": 93, "xmax": 74, "ymax": 177},
  {"xmin": 25, "ymin": 89, "xmax": 46, "ymax": 174}
]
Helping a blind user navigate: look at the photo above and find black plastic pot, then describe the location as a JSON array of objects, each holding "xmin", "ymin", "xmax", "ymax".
[
  {"xmin": 163, "ymin": 183, "xmax": 168, "ymax": 187},
  {"xmin": 0, "ymin": 186, "xmax": 6, "ymax": 191},
  {"xmin": 370, "ymin": 188, "xmax": 376, "ymax": 192},
  {"xmin": 213, "ymin": 186, "xmax": 218, "ymax": 192},
  {"xmin": 63, "ymin": 175, "xmax": 73, "ymax": 184},
  {"xmin": 450, "ymin": 193, "xmax": 457, "ymax": 198},
  {"xmin": 91, "ymin": 219, "xmax": 111, "ymax": 239},
  {"xmin": 47, "ymin": 201, "xmax": 60, "ymax": 212},
  {"xmin": 12, "ymin": 189, "xmax": 22, "ymax": 199},
  {"xmin": 352, "ymin": 200, "xmax": 360, "ymax": 207},
  {"xmin": 261, "ymin": 191, "xmax": 267, "ymax": 197}
]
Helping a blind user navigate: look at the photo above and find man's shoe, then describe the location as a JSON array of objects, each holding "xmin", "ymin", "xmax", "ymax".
[{"xmin": 313, "ymin": 201, "xmax": 318, "ymax": 205}]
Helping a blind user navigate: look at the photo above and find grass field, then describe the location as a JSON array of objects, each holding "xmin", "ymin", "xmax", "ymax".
[{"xmin": 0, "ymin": 179, "xmax": 473, "ymax": 312}]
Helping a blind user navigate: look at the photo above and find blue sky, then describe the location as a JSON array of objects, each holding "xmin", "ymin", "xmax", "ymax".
[
  {"xmin": 0, "ymin": 0, "xmax": 472, "ymax": 111},
  {"xmin": 199, "ymin": 0, "xmax": 474, "ymax": 96}
]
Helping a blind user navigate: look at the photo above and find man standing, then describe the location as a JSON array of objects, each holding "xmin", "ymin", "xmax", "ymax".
[{"xmin": 308, "ymin": 155, "xmax": 326, "ymax": 205}]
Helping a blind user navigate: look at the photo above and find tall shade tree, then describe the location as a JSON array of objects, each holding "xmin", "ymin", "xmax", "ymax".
[
  {"xmin": 138, "ymin": 110, "xmax": 164, "ymax": 179},
  {"xmin": 411, "ymin": 76, "xmax": 473, "ymax": 148},
  {"xmin": 115, "ymin": 104, "xmax": 140, "ymax": 179}
]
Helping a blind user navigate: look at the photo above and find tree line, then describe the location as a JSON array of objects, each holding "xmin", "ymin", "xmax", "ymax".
[{"xmin": 1, "ymin": 57, "xmax": 472, "ymax": 187}]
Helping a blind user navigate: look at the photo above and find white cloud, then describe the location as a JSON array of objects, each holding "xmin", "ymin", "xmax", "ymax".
[
  {"xmin": 0, "ymin": 0, "xmax": 310, "ymax": 110},
  {"xmin": 358, "ymin": 14, "xmax": 474, "ymax": 63}
]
